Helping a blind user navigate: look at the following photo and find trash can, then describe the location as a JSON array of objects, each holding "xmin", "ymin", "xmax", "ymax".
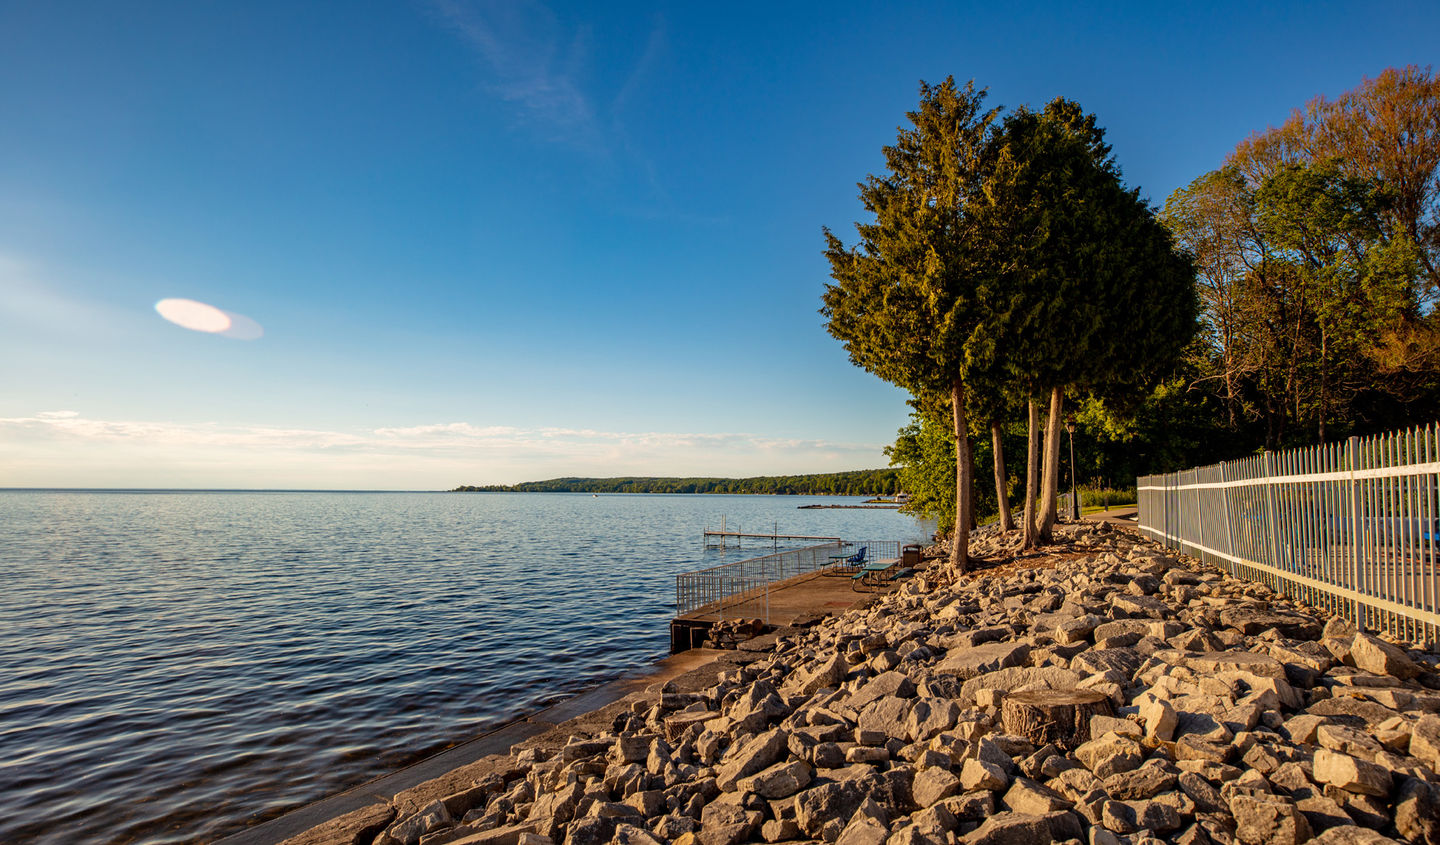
[{"xmin": 901, "ymin": 544, "xmax": 922, "ymax": 567}]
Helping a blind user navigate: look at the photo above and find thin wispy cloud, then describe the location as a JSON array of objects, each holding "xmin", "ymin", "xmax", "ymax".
[
  {"xmin": 0, "ymin": 411, "xmax": 887, "ymax": 489},
  {"xmin": 432, "ymin": 0, "xmax": 606, "ymax": 148},
  {"xmin": 427, "ymin": 0, "xmax": 682, "ymax": 215}
]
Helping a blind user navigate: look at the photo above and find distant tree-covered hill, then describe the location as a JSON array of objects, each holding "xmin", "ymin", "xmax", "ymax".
[{"xmin": 452, "ymin": 469, "xmax": 899, "ymax": 496}]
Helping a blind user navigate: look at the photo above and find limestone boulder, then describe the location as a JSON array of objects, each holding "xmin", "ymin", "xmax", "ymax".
[
  {"xmin": 1229, "ymin": 794, "xmax": 1312, "ymax": 845},
  {"xmin": 1074, "ymin": 732, "xmax": 1144, "ymax": 779},
  {"xmin": 1350, "ymin": 633, "xmax": 1421, "ymax": 680},
  {"xmin": 1409, "ymin": 713, "xmax": 1440, "ymax": 770},
  {"xmin": 934, "ymin": 641, "xmax": 1032, "ymax": 681},
  {"xmin": 715, "ymin": 729, "xmax": 788, "ymax": 792},
  {"xmin": 1312, "ymin": 748, "xmax": 1392, "ymax": 797},
  {"xmin": 736, "ymin": 760, "xmax": 812, "ymax": 799},
  {"xmin": 1395, "ymin": 776, "xmax": 1440, "ymax": 845}
]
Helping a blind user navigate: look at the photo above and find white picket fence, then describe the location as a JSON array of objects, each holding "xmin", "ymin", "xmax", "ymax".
[{"xmin": 1137, "ymin": 422, "xmax": 1440, "ymax": 647}]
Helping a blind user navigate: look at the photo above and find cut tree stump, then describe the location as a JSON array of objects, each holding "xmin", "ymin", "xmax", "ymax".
[{"xmin": 1000, "ymin": 688, "xmax": 1113, "ymax": 750}]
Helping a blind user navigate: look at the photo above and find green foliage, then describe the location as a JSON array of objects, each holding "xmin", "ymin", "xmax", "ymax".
[
  {"xmin": 884, "ymin": 403, "xmax": 956, "ymax": 534},
  {"xmin": 1160, "ymin": 67, "xmax": 1440, "ymax": 452},
  {"xmin": 451, "ymin": 469, "xmax": 900, "ymax": 496},
  {"xmin": 976, "ymin": 99, "xmax": 1199, "ymax": 399},
  {"xmin": 1080, "ymin": 487, "xmax": 1137, "ymax": 508},
  {"xmin": 821, "ymin": 77, "xmax": 1000, "ymax": 399}
]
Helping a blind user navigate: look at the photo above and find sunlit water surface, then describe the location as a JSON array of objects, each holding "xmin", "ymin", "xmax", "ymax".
[{"xmin": 0, "ymin": 490, "xmax": 928, "ymax": 844}]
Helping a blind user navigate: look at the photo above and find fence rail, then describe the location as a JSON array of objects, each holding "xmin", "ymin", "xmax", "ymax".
[
  {"xmin": 675, "ymin": 539, "xmax": 902, "ymax": 621},
  {"xmin": 1138, "ymin": 422, "xmax": 1440, "ymax": 646}
]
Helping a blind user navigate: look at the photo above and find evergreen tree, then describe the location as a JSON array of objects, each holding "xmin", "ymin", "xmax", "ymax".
[{"xmin": 822, "ymin": 77, "xmax": 1000, "ymax": 572}]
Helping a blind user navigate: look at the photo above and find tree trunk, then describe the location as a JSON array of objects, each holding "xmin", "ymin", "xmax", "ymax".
[
  {"xmin": 991, "ymin": 421, "xmax": 1014, "ymax": 532},
  {"xmin": 1038, "ymin": 386, "xmax": 1064, "ymax": 543},
  {"xmin": 966, "ymin": 438, "xmax": 977, "ymax": 530},
  {"xmin": 1022, "ymin": 400, "xmax": 1040, "ymax": 549},
  {"xmin": 950, "ymin": 376, "xmax": 971, "ymax": 574},
  {"xmin": 1000, "ymin": 689, "xmax": 1113, "ymax": 751}
]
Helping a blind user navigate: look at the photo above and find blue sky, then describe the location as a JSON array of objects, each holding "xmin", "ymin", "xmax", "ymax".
[{"xmin": 1, "ymin": 1, "xmax": 1436, "ymax": 489}]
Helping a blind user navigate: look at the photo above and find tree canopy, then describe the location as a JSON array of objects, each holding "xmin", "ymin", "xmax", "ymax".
[
  {"xmin": 1160, "ymin": 65, "xmax": 1440, "ymax": 449},
  {"xmin": 825, "ymin": 80, "xmax": 1196, "ymax": 560},
  {"xmin": 822, "ymin": 77, "xmax": 999, "ymax": 570}
]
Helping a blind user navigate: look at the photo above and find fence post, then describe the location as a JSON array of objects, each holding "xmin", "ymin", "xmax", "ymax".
[
  {"xmin": 1220, "ymin": 461, "xmax": 1235, "ymax": 569},
  {"xmin": 1263, "ymin": 451, "xmax": 1282, "ymax": 570},
  {"xmin": 1348, "ymin": 435, "xmax": 1362, "ymax": 627}
]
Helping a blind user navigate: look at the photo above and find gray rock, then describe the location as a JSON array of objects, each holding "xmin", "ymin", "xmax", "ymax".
[
  {"xmin": 1410, "ymin": 713, "xmax": 1440, "ymax": 771},
  {"xmin": 715, "ymin": 729, "xmax": 789, "ymax": 791},
  {"xmin": 697, "ymin": 801, "xmax": 760, "ymax": 845},
  {"xmin": 958, "ymin": 667, "xmax": 1081, "ymax": 703},
  {"xmin": 794, "ymin": 781, "xmax": 865, "ymax": 837},
  {"xmin": 1350, "ymin": 633, "xmax": 1421, "ymax": 680},
  {"xmin": 384, "ymin": 800, "xmax": 453, "ymax": 845},
  {"xmin": 914, "ymin": 766, "xmax": 963, "ymax": 806},
  {"xmin": 1316, "ymin": 724, "xmax": 1386, "ymax": 762},
  {"xmin": 1177, "ymin": 771, "xmax": 1225, "ymax": 814},
  {"xmin": 1307, "ymin": 696, "xmax": 1399, "ymax": 728},
  {"xmin": 849, "ymin": 670, "xmax": 918, "ymax": 710},
  {"xmin": 1219, "ymin": 608, "xmax": 1321, "ymax": 639},
  {"xmin": 1100, "ymin": 799, "xmax": 1182, "ymax": 834},
  {"xmin": 834, "ymin": 813, "xmax": 889, "ymax": 845},
  {"xmin": 1001, "ymin": 777, "xmax": 1070, "ymax": 814},
  {"xmin": 610, "ymin": 823, "xmax": 663, "ymax": 845},
  {"xmin": 560, "ymin": 816, "xmax": 612, "ymax": 845},
  {"xmin": 1092, "ymin": 620, "xmax": 1152, "ymax": 642},
  {"xmin": 906, "ymin": 697, "xmax": 960, "ymax": 742},
  {"xmin": 940, "ymin": 791, "xmax": 999, "ymax": 824},
  {"xmin": 1102, "ymin": 760, "xmax": 1176, "ymax": 800},
  {"xmin": 1140, "ymin": 698, "xmax": 1178, "ymax": 741},
  {"xmin": 1312, "ymin": 749, "xmax": 1392, "ymax": 797},
  {"xmin": 1282, "ymin": 713, "xmax": 1329, "ymax": 744},
  {"xmin": 736, "ymin": 760, "xmax": 812, "ymax": 799},
  {"xmin": 962, "ymin": 811, "xmax": 1080, "ymax": 845},
  {"xmin": 1395, "ymin": 776, "xmax": 1440, "ymax": 845},
  {"xmin": 758, "ymin": 817, "xmax": 800, "ymax": 842},
  {"xmin": 1185, "ymin": 651, "xmax": 1287, "ymax": 680},
  {"xmin": 1111, "ymin": 594, "xmax": 1170, "ymax": 618},
  {"xmin": 857, "ymin": 695, "xmax": 912, "ymax": 735},
  {"xmin": 935, "ymin": 641, "xmax": 1033, "ymax": 680},
  {"xmin": 1070, "ymin": 648, "xmax": 1143, "ymax": 680},
  {"xmin": 1308, "ymin": 827, "xmax": 1402, "ymax": 844},
  {"xmin": 1229, "ymin": 794, "xmax": 1312, "ymax": 845},
  {"xmin": 1074, "ymin": 732, "xmax": 1144, "ymax": 779},
  {"xmin": 960, "ymin": 758, "xmax": 1009, "ymax": 791}
]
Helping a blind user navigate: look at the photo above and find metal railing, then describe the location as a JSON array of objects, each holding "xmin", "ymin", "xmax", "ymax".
[
  {"xmin": 1138, "ymin": 422, "xmax": 1440, "ymax": 646},
  {"xmin": 675, "ymin": 539, "xmax": 903, "ymax": 622}
]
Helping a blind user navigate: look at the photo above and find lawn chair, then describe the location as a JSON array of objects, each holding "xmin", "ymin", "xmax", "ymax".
[{"xmin": 826, "ymin": 545, "xmax": 867, "ymax": 576}]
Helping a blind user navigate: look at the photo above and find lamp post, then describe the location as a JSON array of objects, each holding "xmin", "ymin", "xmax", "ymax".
[{"xmin": 1065, "ymin": 420, "xmax": 1079, "ymax": 521}]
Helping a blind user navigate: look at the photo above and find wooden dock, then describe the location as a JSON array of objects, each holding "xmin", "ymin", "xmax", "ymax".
[
  {"xmin": 702, "ymin": 531, "xmax": 842, "ymax": 542},
  {"xmin": 670, "ymin": 565, "xmax": 908, "ymax": 651}
]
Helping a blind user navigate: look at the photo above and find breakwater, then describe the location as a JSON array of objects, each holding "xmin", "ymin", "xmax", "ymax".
[{"xmin": 281, "ymin": 521, "xmax": 1440, "ymax": 845}]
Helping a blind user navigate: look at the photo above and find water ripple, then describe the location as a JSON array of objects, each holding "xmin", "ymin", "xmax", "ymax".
[{"xmin": 0, "ymin": 490, "xmax": 924, "ymax": 844}]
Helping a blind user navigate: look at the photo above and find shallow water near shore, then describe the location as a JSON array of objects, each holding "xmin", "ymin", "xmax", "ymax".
[{"xmin": 0, "ymin": 490, "xmax": 928, "ymax": 845}]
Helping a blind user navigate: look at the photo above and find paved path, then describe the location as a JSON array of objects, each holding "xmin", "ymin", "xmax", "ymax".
[
  {"xmin": 675, "ymin": 564, "xmax": 907, "ymax": 626},
  {"xmin": 1084, "ymin": 506, "xmax": 1139, "ymax": 526}
]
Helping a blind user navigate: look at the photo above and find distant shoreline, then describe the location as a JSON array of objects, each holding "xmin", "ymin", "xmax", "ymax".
[{"xmin": 452, "ymin": 469, "xmax": 901, "ymax": 497}]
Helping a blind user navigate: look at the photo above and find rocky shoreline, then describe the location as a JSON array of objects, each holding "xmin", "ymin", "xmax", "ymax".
[{"xmin": 282, "ymin": 521, "xmax": 1440, "ymax": 845}]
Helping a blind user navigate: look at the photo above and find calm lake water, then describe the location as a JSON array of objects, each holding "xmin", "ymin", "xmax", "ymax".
[{"xmin": 0, "ymin": 490, "xmax": 928, "ymax": 844}]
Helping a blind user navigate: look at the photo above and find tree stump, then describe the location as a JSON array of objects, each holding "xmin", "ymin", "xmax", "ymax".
[{"xmin": 1000, "ymin": 689, "xmax": 1113, "ymax": 751}]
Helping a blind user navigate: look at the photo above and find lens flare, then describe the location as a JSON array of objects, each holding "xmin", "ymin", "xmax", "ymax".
[
  {"xmin": 155, "ymin": 298, "xmax": 231, "ymax": 333},
  {"xmin": 155, "ymin": 298, "xmax": 263, "ymax": 340}
]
